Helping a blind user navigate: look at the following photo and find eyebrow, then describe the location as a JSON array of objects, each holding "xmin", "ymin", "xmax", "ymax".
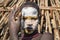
[{"xmin": 22, "ymin": 16, "xmax": 38, "ymax": 20}]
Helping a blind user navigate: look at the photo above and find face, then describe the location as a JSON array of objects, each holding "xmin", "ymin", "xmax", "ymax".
[{"xmin": 21, "ymin": 7, "xmax": 39, "ymax": 34}]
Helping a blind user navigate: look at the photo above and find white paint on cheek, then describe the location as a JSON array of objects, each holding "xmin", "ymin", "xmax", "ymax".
[
  {"xmin": 32, "ymin": 20, "xmax": 38, "ymax": 30},
  {"xmin": 23, "ymin": 20, "xmax": 30, "ymax": 28}
]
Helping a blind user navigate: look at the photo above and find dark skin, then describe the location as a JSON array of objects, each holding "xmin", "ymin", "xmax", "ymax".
[{"xmin": 9, "ymin": 5, "xmax": 21, "ymax": 40}]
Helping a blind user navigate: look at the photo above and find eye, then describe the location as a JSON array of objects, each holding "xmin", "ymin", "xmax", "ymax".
[
  {"xmin": 23, "ymin": 17, "xmax": 27, "ymax": 20},
  {"xmin": 31, "ymin": 17, "xmax": 37, "ymax": 20}
]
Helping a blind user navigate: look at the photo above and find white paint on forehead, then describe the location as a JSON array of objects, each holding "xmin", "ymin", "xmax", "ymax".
[{"xmin": 21, "ymin": 7, "xmax": 38, "ymax": 17}]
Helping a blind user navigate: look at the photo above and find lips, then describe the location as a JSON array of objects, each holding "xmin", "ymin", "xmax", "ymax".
[
  {"xmin": 26, "ymin": 28, "xmax": 33, "ymax": 32},
  {"xmin": 24, "ymin": 28, "xmax": 33, "ymax": 34},
  {"xmin": 27, "ymin": 27, "xmax": 32, "ymax": 30}
]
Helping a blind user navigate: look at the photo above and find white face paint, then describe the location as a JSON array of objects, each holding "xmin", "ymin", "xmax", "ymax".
[
  {"xmin": 22, "ymin": 7, "xmax": 38, "ymax": 17},
  {"xmin": 21, "ymin": 7, "xmax": 39, "ymax": 34}
]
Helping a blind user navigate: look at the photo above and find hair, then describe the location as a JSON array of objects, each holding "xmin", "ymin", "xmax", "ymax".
[{"xmin": 20, "ymin": 2, "xmax": 40, "ymax": 13}]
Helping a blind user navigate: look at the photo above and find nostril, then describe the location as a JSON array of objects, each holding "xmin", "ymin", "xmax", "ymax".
[{"xmin": 28, "ymin": 24, "xmax": 32, "ymax": 26}]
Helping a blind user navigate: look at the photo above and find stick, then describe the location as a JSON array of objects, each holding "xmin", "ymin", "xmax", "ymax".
[
  {"xmin": 45, "ymin": 0, "xmax": 52, "ymax": 34},
  {"xmin": 45, "ymin": 14, "xmax": 48, "ymax": 33},
  {"xmin": 3, "ymin": 0, "xmax": 12, "ymax": 7},
  {"xmin": 50, "ymin": 0, "xmax": 56, "ymax": 7},
  {"xmin": 55, "ymin": 11, "xmax": 60, "ymax": 29},
  {"xmin": 39, "ymin": 0, "xmax": 45, "ymax": 33},
  {"xmin": 52, "ymin": 11, "xmax": 60, "ymax": 40},
  {"xmin": 38, "ymin": 24, "xmax": 41, "ymax": 33}
]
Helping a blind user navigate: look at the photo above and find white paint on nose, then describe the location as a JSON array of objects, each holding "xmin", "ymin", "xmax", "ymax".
[{"xmin": 25, "ymin": 20, "xmax": 32, "ymax": 25}]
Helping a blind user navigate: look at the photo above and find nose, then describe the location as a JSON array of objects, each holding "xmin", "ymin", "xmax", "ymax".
[
  {"xmin": 28, "ymin": 24, "xmax": 32, "ymax": 26},
  {"xmin": 26, "ymin": 20, "xmax": 32, "ymax": 26}
]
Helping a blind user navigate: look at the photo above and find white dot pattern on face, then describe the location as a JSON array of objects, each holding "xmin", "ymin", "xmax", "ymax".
[{"xmin": 21, "ymin": 7, "xmax": 38, "ymax": 17}]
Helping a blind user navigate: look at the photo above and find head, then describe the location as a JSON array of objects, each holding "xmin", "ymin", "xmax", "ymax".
[{"xmin": 20, "ymin": 2, "xmax": 40, "ymax": 34}]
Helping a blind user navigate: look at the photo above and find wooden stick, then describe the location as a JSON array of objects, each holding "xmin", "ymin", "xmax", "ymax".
[
  {"xmin": 0, "ymin": 12, "xmax": 8, "ymax": 24},
  {"xmin": 55, "ymin": 0, "xmax": 60, "ymax": 7},
  {"xmin": 54, "ymin": 29, "xmax": 59, "ymax": 40},
  {"xmin": 45, "ymin": 0, "xmax": 52, "ymax": 34},
  {"xmin": 38, "ymin": 24, "xmax": 41, "ymax": 33},
  {"xmin": 55, "ymin": 11, "xmax": 60, "ymax": 29},
  {"xmin": 40, "ymin": 10, "xmax": 44, "ymax": 32},
  {"xmin": 45, "ymin": 12, "xmax": 48, "ymax": 33},
  {"xmin": 52, "ymin": 11, "xmax": 60, "ymax": 40},
  {"xmin": 3, "ymin": 0, "xmax": 12, "ymax": 7},
  {"xmin": 40, "ymin": 0, "xmax": 45, "ymax": 33},
  {"xmin": 8, "ymin": 0, "xmax": 18, "ymax": 7},
  {"xmin": 50, "ymin": 0, "xmax": 56, "ymax": 7},
  {"xmin": 1, "ymin": 6, "xmax": 60, "ymax": 11},
  {"xmin": 0, "ymin": 28, "xmax": 4, "ymax": 36}
]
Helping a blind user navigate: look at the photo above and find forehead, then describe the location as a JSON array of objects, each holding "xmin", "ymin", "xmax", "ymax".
[{"xmin": 21, "ymin": 7, "xmax": 38, "ymax": 17}]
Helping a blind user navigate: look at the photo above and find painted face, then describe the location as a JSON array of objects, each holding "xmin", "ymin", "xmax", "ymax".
[{"xmin": 21, "ymin": 7, "xmax": 39, "ymax": 34}]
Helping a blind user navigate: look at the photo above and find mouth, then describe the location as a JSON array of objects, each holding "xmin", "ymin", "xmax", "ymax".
[
  {"xmin": 27, "ymin": 28, "xmax": 33, "ymax": 32},
  {"xmin": 24, "ymin": 28, "xmax": 33, "ymax": 34}
]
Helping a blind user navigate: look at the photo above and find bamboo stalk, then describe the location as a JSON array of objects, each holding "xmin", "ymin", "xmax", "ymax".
[
  {"xmin": 0, "ymin": 12, "xmax": 8, "ymax": 24},
  {"xmin": 38, "ymin": 24, "xmax": 41, "ymax": 33},
  {"xmin": 52, "ymin": 11, "xmax": 60, "ymax": 40},
  {"xmin": 55, "ymin": 0, "xmax": 60, "ymax": 7},
  {"xmin": 1, "ymin": 6, "xmax": 60, "ymax": 11},
  {"xmin": 55, "ymin": 11, "xmax": 60, "ymax": 29},
  {"xmin": 40, "ymin": 0, "xmax": 45, "ymax": 33},
  {"xmin": 3, "ymin": 0, "xmax": 12, "ymax": 7},
  {"xmin": 50, "ymin": 0, "xmax": 56, "ymax": 7},
  {"xmin": 45, "ymin": 12, "xmax": 48, "ymax": 33},
  {"xmin": 0, "ymin": 28, "xmax": 4, "ymax": 36},
  {"xmin": 54, "ymin": 29, "xmax": 59, "ymax": 40},
  {"xmin": 40, "ymin": 10, "xmax": 44, "ymax": 32},
  {"xmin": 45, "ymin": 0, "xmax": 52, "ymax": 34}
]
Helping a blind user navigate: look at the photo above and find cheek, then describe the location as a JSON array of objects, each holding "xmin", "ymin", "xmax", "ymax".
[
  {"xmin": 32, "ymin": 20, "xmax": 38, "ymax": 29},
  {"xmin": 33, "ymin": 20, "xmax": 38, "ymax": 26},
  {"xmin": 23, "ymin": 20, "xmax": 29, "ymax": 28},
  {"xmin": 23, "ymin": 21, "xmax": 27, "ymax": 28}
]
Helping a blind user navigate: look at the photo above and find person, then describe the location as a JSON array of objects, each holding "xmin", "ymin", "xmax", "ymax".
[{"xmin": 9, "ymin": 2, "xmax": 53, "ymax": 40}]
